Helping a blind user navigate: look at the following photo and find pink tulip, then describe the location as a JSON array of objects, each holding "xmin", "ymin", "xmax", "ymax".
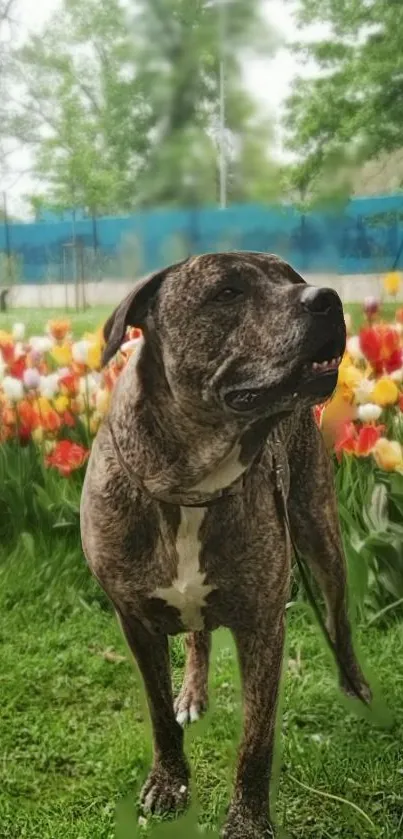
[
  {"xmin": 363, "ymin": 296, "xmax": 380, "ymax": 321},
  {"xmin": 23, "ymin": 368, "xmax": 41, "ymax": 390}
]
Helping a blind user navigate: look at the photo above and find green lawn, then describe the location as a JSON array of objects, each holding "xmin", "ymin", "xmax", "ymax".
[
  {"xmin": 0, "ymin": 306, "xmax": 111, "ymax": 337},
  {"xmin": 1, "ymin": 538, "xmax": 402, "ymax": 839},
  {"xmin": 0, "ymin": 301, "xmax": 400, "ymax": 337}
]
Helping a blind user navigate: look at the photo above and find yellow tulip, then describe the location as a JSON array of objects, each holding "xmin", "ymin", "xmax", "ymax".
[
  {"xmin": 370, "ymin": 378, "xmax": 399, "ymax": 406},
  {"xmin": 32, "ymin": 427, "xmax": 44, "ymax": 444},
  {"xmin": 383, "ymin": 271, "xmax": 401, "ymax": 296},
  {"xmin": 373, "ymin": 438, "xmax": 403, "ymax": 472},
  {"xmin": 95, "ymin": 387, "xmax": 110, "ymax": 416},
  {"xmin": 71, "ymin": 395, "xmax": 85, "ymax": 414},
  {"xmin": 90, "ymin": 413, "xmax": 101, "ymax": 435},
  {"xmin": 0, "ymin": 330, "xmax": 12, "ymax": 344},
  {"xmin": 53, "ymin": 395, "xmax": 69, "ymax": 414},
  {"xmin": 87, "ymin": 341, "xmax": 102, "ymax": 371},
  {"xmin": 36, "ymin": 396, "xmax": 52, "ymax": 415},
  {"xmin": 320, "ymin": 389, "xmax": 357, "ymax": 452},
  {"xmin": 51, "ymin": 343, "xmax": 73, "ymax": 367},
  {"xmin": 338, "ymin": 364, "xmax": 362, "ymax": 390}
]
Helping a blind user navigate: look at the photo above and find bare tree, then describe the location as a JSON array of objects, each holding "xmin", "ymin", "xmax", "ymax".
[
  {"xmin": 0, "ymin": 0, "xmax": 16, "ymax": 171},
  {"xmin": 0, "ymin": 1, "xmax": 15, "ymax": 79},
  {"xmin": 0, "ymin": 0, "xmax": 14, "ymax": 33}
]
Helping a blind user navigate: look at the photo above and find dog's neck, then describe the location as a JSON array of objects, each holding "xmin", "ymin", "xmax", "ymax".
[{"xmin": 108, "ymin": 340, "xmax": 281, "ymax": 502}]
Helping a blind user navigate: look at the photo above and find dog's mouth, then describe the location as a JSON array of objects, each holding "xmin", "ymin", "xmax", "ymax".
[
  {"xmin": 303, "ymin": 335, "xmax": 343, "ymax": 379},
  {"xmin": 224, "ymin": 335, "xmax": 345, "ymax": 414}
]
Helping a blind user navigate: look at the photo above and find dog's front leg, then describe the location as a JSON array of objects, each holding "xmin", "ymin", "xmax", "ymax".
[
  {"xmin": 223, "ymin": 609, "xmax": 285, "ymax": 839},
  {"xmin": 175, "ymin": 631, "xmax": 211, "ymax": 726},
  {"xmin": 117, "ymin": 610, "xmax": 190, "ymax": 816}
]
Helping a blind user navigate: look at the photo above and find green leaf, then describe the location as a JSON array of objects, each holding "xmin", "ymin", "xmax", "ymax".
[
  {"xmin": 19, "ymin": 532, "xmax": 35, "ymax": 559},
  {"xmin": 364, "ymin": 483, "xmax": 389, "ymax": 533}
]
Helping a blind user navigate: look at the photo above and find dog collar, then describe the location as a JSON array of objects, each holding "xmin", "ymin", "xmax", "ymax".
[{"xmin": 106, "ymin": 417, "xmax": 247, "ymax": 508}]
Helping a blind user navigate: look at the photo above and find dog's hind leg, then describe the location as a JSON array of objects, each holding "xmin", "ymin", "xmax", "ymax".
[
  {"xmin": 117, "ymin": 609, "xmax": 190, "ymax": 815},
  {"xmin": 174, "ymin": 630, "xmax": 211, "ymax": 726},
  {"xmin": 223, "ymin": 602, "xmax": 286, "ymax": 839},
  {"xmin": 287, "ymin": 410, "xmax": 371, "ymax": 702}
]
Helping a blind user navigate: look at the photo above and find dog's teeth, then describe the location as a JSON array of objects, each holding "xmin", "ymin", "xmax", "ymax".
[{"xmin": 312, "ymin": 362, "xmax": 319, "ymax": 370}]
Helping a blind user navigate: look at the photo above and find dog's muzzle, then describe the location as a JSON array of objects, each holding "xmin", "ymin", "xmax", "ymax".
[{"xmin": 222, "ymin": 285, "xmax": 346, "ymax": 414}]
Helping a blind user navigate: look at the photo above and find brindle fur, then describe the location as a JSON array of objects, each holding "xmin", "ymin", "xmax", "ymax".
[{"xmin": 80, "ymin": 252, "xmax": 370, "ymax": 838}]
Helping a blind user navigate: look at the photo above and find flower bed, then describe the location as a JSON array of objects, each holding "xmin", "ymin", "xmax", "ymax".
[{"xmin": 1, "ymin": 305, "xmax": 403, "ymax": 620}]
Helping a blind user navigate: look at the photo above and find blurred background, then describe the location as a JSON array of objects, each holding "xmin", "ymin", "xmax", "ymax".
[{"xmin": 1, "ymin": 0, "xmax": 403, "ymax": 308}]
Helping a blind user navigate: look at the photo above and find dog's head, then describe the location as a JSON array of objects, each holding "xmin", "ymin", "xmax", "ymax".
[{"xmin": 102, "ymin": 252, "xmax": 346, "ymax": 420}]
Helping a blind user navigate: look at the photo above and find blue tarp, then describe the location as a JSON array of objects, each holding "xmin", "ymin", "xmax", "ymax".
[{"xmin": 2, "ymin": 194, "xmax": 403, "ymax": 283}]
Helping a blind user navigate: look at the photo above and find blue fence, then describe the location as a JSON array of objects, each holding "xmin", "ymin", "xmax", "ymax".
[{"xmin": 2, "ymin": 193, "xmax": 403, "ymax": 284}]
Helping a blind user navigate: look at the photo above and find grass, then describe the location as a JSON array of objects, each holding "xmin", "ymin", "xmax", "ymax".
[
  {"xmin": 0, "ymin": 301, "xmax": 400, "ymax": 337},
  {"xmin": 1, "ymin": 538, "xmax": 403, "ymax": 839},
  {"xmin": 0, "ymin": 306, "xmax": 111, "ymax": 336}
]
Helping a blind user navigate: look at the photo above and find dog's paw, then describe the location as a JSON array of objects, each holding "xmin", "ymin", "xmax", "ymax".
[
  {"xmin": 341, "ymin": 672, "xmax": 372, "ymax": 704},
  {"xmin": 221, "ymin": 817, "xmax": 275, "ymax": 839},
  {"xmin": 140, "ymin": 764, "xmax": 189, "ymax": 815},
  {"xmin": 174, "ymin": 681, "xmax": 208, "ymax": 727},
  {"xmin": 222, "ymin": 806, "xmax": 275, "ymax": 839}
]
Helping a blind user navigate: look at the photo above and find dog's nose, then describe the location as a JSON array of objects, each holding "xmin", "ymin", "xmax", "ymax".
[{"xmin": 300, "ymin": 286, "xmax": 341, "ymax": 316}]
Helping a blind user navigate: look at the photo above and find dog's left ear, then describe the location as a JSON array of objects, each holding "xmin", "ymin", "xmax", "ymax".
[{"xmin": 102, "ymin": 261, "xmax": 185, "ymax": 367}]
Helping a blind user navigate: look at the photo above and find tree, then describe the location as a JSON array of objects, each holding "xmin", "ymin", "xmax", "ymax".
[
  {"xmin": 3, "ymin": 0, "xmax": 282, "ymax": 213},
  {"xmin": 0, "ymin": 0, "xmax": 16, "ymax": 170},
  {"xmin": 283, "ymin": 0, "xmax": 403, "ymax": 198}
]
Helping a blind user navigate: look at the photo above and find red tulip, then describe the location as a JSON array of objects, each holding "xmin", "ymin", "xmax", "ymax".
[
  {"xmin": 45, "ymin": 440, "xmax": 89, "ymax": 477},
  {"xmin": 359, "ymin": 325, "xmax": 402, "ymax": 374}
]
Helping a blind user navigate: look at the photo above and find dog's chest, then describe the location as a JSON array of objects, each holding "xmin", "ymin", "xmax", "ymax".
[{"xmin": 151, "ymin": 506, "xmax": 215, "ymax": 631}]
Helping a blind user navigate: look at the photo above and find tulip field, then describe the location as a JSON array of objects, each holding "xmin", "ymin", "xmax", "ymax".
[{"xmin": 1, "ymin": 299, "xmax": 403, "ymax": 839}]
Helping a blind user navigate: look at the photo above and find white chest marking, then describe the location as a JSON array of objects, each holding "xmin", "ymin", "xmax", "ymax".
[
  {"xmin": 193, "ymin": 443, "xmax": 244, "ymax": 493},
  {"xmin": 153, "ymin": 507, "xmax": 215, "ymax": 631}
]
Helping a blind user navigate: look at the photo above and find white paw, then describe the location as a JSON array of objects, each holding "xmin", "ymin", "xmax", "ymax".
[{"xmin": 176, "ymin": 703, "xmax": 200, "ymax": 727}]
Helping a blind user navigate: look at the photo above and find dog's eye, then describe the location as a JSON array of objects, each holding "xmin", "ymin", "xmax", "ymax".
[{"xmin": 212, "ymin": 287, "xmax": 244, "ymax": 304}]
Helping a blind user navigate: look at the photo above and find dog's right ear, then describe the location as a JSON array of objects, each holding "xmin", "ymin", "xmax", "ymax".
[{"xmin": 102, "ymin": 262, "xmax": 184, "ymax": 367}]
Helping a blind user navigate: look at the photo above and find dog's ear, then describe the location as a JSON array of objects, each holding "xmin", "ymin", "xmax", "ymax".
[{"xmin": 102, "ymin": 264, "xmax": 180, "ymax": 367}]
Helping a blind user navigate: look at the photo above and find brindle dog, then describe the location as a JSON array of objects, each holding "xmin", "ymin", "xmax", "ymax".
[{"xmin": 80, "ymin": 252, "xmax": 371, "ymax": 838}]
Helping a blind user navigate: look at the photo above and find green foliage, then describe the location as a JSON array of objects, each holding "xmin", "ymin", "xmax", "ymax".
[
  {"xmin": 4, "ymin": 0, "xmax": 282, "ymax": 213},
  {"xmin": 283, "ymin": 0, "xmax": 403, "ymax": 199},
  {"xmin": 336, "ymin": 456, "xmax": 403, "ymax": 622}
]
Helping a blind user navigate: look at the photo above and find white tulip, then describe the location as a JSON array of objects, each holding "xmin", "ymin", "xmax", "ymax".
[
  {"xmin": 346, "ymin": 335, "xmax": 364, "ymax": 361},
  {"xmin": 0, "ymin": 350, "xmax": 5, "ymax": 382},
  {"xmin": 354, "ymin": 378, "xmax": 374, "ymax": 404},
  {"xmin": 14, "ymin": 341, "xmax": 25, "ymax": 359},
  {"xmin": 2, "ymin": 375, "xmax": 24, "ymax": 401},
  {"xmin": 79, "ymin": 373, "xmax": 99, "ymax": 396},
  {"xmin": 29, "ymin": 336, "xmax": 54, "ymax": 354},
  {"xmin": 12, "ymin": 322, "xmax": 25, "ymax": 342},
  {"xmin": 72, "ymin": 340, "xmax": 90, "ymax": 365},
  {"xmin": 390, "ymin": 368, "xmax": 403, "ymax": 383},
  {"xmin": 39, "ymin": 373, "xmax": 60, "ymax": 399},
  {"xmin": 343, "ymin": 312, "xmax": 352, "ymax": 333},
  {"xmin": 357, "ymin": 403, "xmax": 382, "ymax": 422}
]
